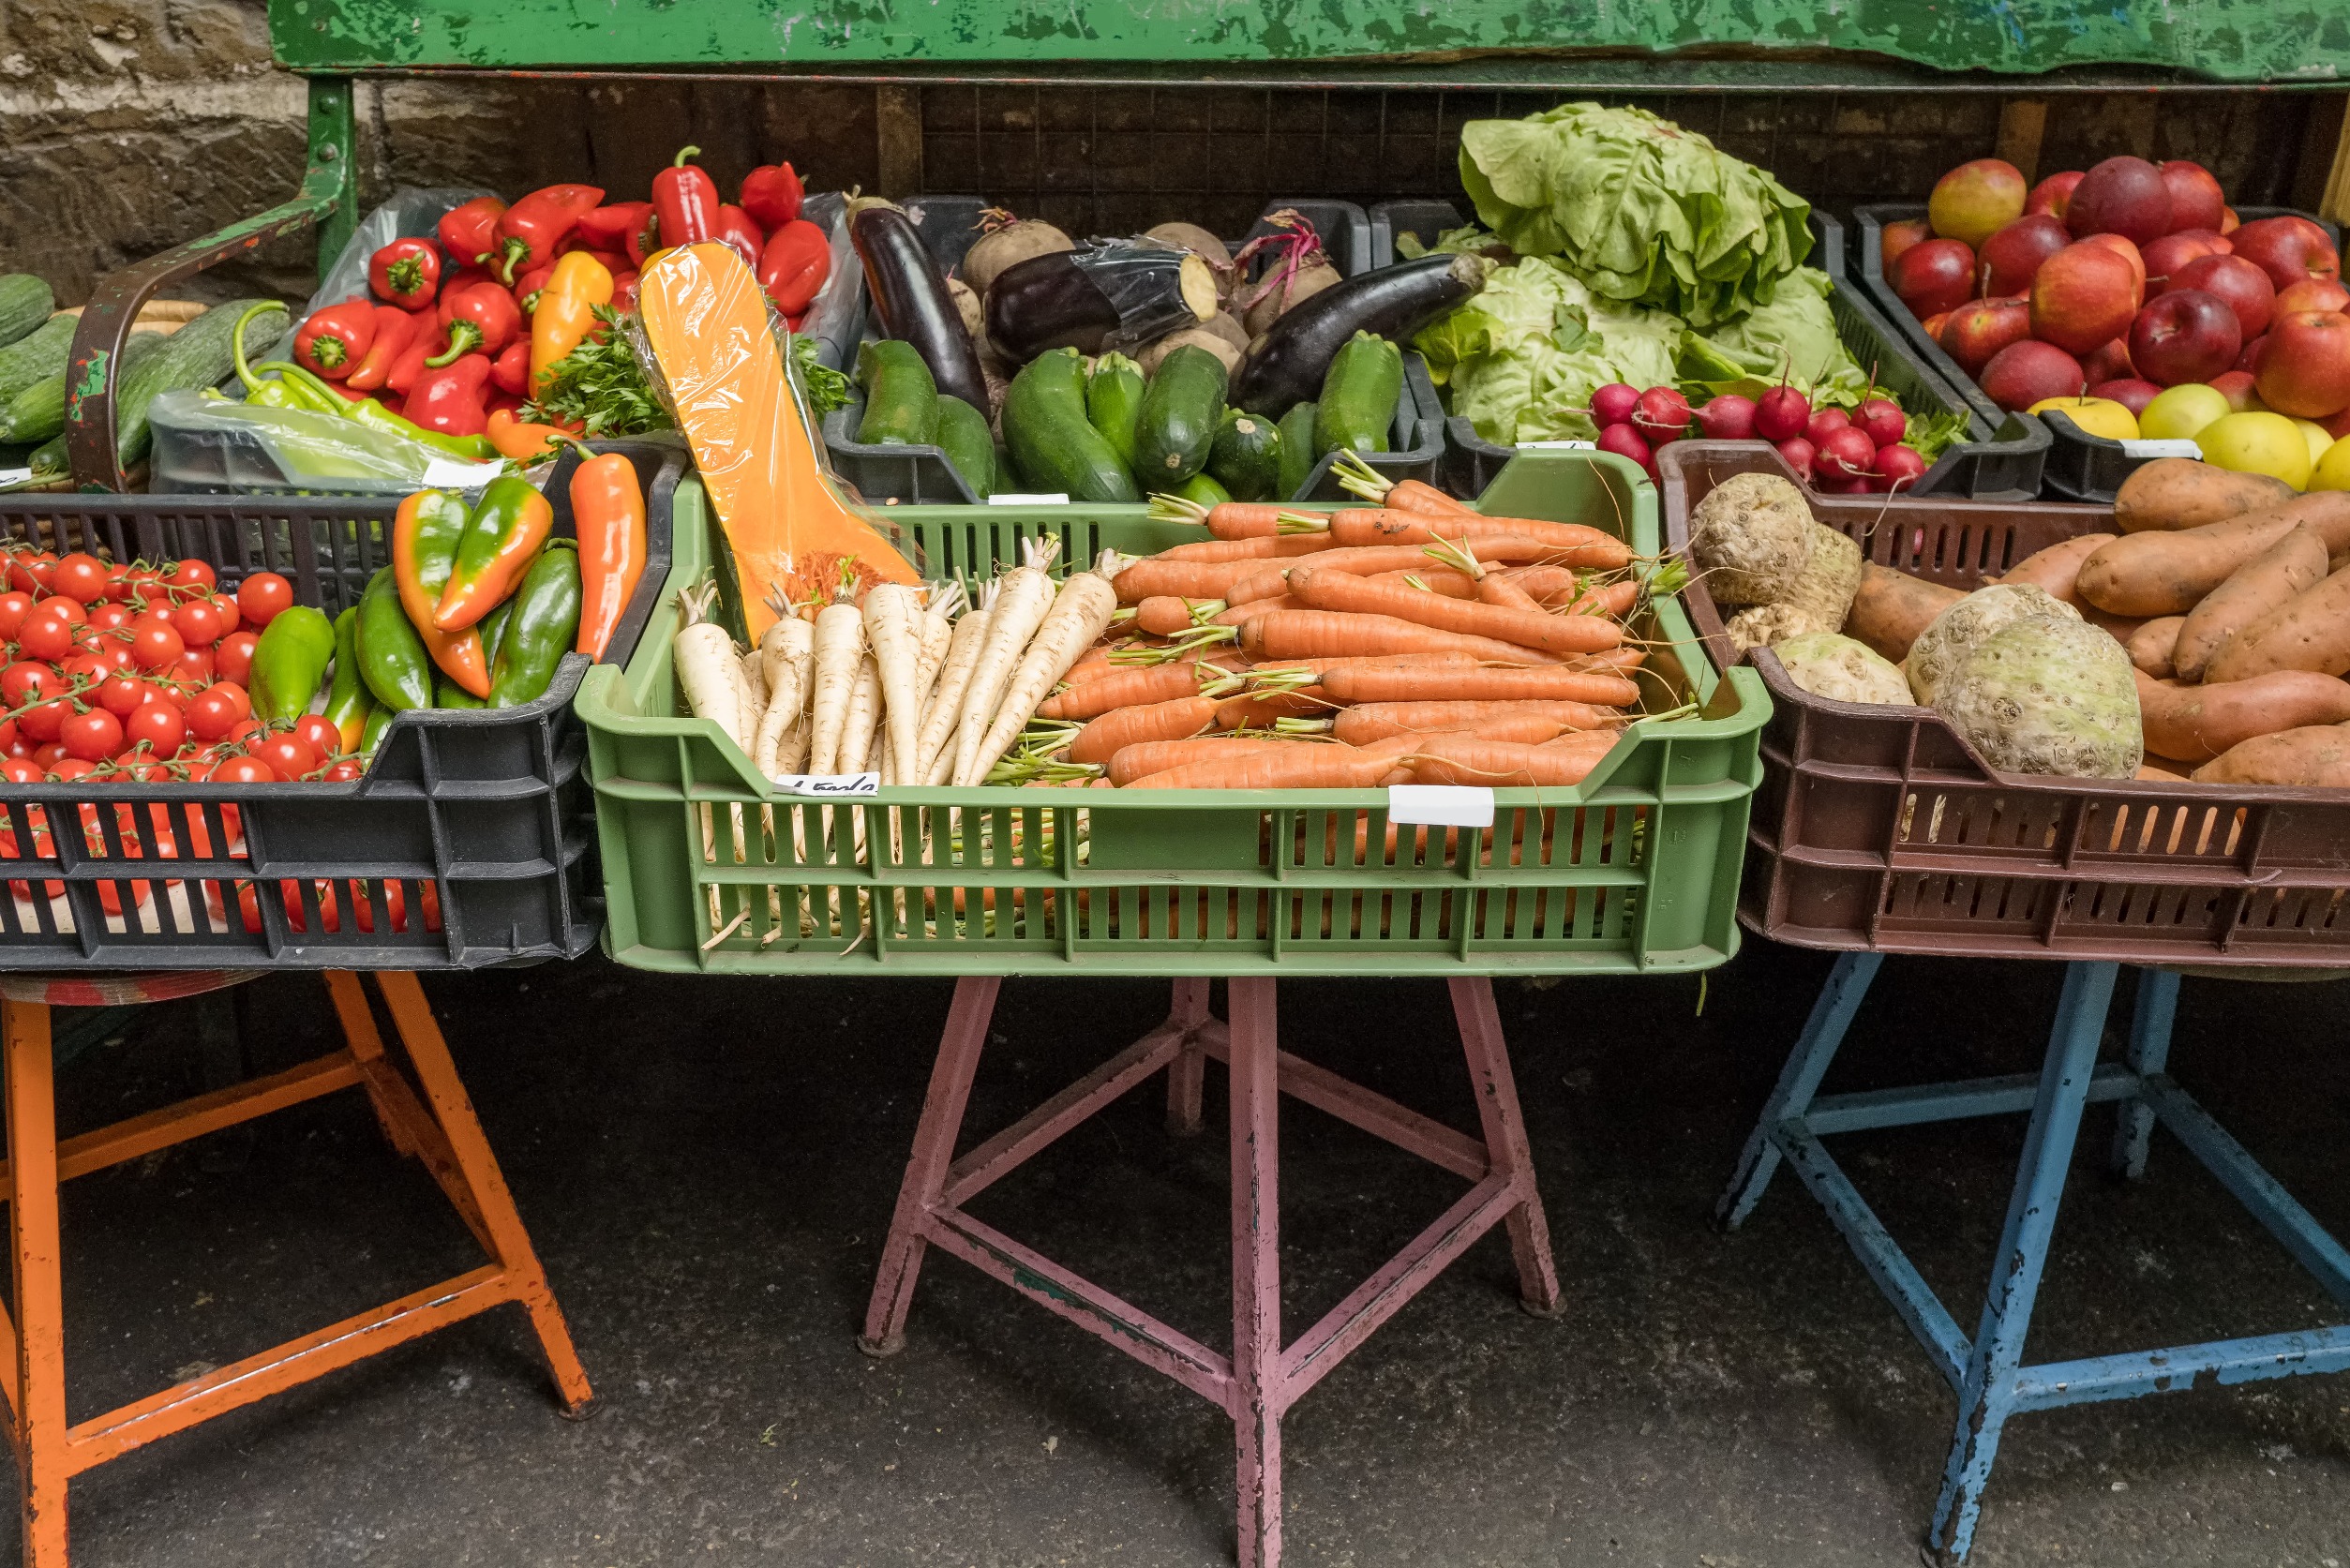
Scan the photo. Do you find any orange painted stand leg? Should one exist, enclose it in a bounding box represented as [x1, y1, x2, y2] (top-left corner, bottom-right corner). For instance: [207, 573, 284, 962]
[0, 971, 591, 1568]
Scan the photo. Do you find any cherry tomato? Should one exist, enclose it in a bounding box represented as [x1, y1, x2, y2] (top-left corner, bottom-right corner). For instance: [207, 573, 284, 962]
[29, 744, 64, 771]
[16, 700, 69, 744]
[85, 603, 132, 635]
[101, 644, 134, 672]
[0, 662, 55, 709]
[125, 702, 184, 755]
[191, 691, 247, 742]
[44, 757, 96, 783]
[166, 560, 216, 597]
[17, 614, 72, 665]
[211, 681, 251, 717]
[293, 714, 340, 759]
[125, 563, 165, 596]
[322, 758, 364, 783]
[172, 647, 215, 685]
[210, 755, 275, 784]
[207, 595, 240, 637]
[39, 597, 83, 629]
[95, 675, 149, 717]
[48, 553, 109, 605]
[251, 732, 317, 777]
[58, 709, 122, 763]
[224, 717, 262, 748]
[0, 719, 16, 754]
[112, 755, 170, 782]
[234, 573, 292, 628]
[215, 631, 258, 688]
[172, 599, 222, 648]
[0, 758, 37, 784]
[0, 592, 33, 643]
[3, 736, 31, 761]
[129, 620, 184, 672]
[62, 652, 112, 689]
[6, 551, 52, 596]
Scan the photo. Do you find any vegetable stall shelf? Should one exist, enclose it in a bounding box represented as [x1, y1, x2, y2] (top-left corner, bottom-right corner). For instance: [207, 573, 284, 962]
[1660, 438, 2350, 1563]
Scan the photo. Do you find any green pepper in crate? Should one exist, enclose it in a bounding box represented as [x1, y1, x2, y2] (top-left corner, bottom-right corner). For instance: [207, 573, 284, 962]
[436, 676, 486, 709]
[321, 605, 371, 753]
[438, 473, 552, 632]
[248, 605, 335, 725]
[488, 543, 581, 708]
[359, 702, 393, 757]
[356, 567, 432, 711]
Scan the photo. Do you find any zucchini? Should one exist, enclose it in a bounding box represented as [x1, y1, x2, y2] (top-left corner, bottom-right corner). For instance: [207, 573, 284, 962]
[1085, 352, 1146, 472]
[854, 339, 939, 446]
[112, 300, 286, 468]
[1276, 401, 1318, 498]
[0, 314, 72, 402]
[1175, 471, 1231, 508]
[1313, 332, 1402, 458]
[1131, 344, 1226, 486]
[933, 394, 995, 500]
[0, 332, 164, 445]
[1206, 409, 1282, 502]
[1001, 348, 1140, 502]
[0, 277, 53, 351]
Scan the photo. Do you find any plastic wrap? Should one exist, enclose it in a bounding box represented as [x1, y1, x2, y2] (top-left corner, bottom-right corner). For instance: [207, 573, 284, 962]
[1070, 240, 1212, 350]
[635, 243, 919, 643]
[147, 392, 505, 496]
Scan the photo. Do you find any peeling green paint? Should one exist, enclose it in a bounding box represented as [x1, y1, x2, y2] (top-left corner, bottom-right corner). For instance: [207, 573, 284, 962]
[271, 0, 2346, 82]
[64, 350, 107, 422]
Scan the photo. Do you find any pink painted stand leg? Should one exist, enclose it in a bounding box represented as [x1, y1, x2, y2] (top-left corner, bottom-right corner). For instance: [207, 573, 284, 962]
[860, 976, 1556, 1568]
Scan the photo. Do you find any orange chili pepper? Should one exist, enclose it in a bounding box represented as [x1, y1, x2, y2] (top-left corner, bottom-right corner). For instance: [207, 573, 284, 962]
[487, 407, 568, 463]
[433, 474, 553, 633]
[391, 492, 491, 697]
[570, 452, 647, 659]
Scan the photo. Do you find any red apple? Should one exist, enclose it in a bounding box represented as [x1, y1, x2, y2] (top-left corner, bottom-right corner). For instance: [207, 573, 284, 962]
[2158, 161, 2227, 234]
[2232, 216, 2343, 292]
[1928, 158, 2028, 249]
[1979, 339, 2088, 411]
[2324, 406, 2350, 440]
[2178, 228, 2235, 255]
[1979, 215, 2072, 296]
[2028, 243, 2141, 355]
[1892, 238, 1979, 320]
[1881, 218, 1934, 270]
[2081, 232, 2147, 304]
[2276, 279, 2350, 316]
[2142, 231, 2229, 295]
[2238, 334, 2268, 374]
[2128, 289, 2243, 386]
[2082, 337, 2136, 384]
[1938, 297, 2033, 377]
[1920, 311, 1953, 341]
[2091, 378, 2163, 415]
[2064, 156, 2174, 246]
[2026, 171, 2085, 223]
[2223, 206, 2242, 234]
[2209, 370, 2260, 411]
[2253, 308, 2350, 417]
[2172, 253, 2278, 338]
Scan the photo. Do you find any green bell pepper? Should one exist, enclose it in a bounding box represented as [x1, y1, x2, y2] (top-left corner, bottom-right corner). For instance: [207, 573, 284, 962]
[249, 605, 336, 725]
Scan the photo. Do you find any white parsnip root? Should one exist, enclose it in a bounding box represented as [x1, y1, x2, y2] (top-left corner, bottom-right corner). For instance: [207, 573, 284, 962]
[914, 581, 994, 784]
[752, 596, 816, 778]
[806, 587, 868, 774]
[951, 536, 1063, 786]
[838, 656, 884, 773]
[674, 584, 755, 754]
[862, 583, 929, 789]
[964, 550, 1128, 784]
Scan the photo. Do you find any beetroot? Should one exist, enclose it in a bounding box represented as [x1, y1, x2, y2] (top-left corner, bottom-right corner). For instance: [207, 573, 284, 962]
[1588, 382, 1641, 427]
[1754, 384, 1812, 443]
[1693, 394, 1758, 440]
[1855, 396, 1907, 448]
[1815, 426, 1879, 482]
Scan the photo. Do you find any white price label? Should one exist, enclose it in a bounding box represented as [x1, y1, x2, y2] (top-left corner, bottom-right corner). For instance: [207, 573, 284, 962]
[768, 772, 879, 799]
[0, 469, 29, 488]
[1386, 784, 1495, 829]
[990, 492, 1069, 505]
[2118, 439, 2204, 460]
[1517, 440, 1595, 451]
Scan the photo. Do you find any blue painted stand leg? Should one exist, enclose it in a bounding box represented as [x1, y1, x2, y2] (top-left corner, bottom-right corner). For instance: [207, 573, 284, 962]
[2109, 969, 2180, 1182]
[1715, 951, 1882, 1232]
[1925, 961, 2121, 1563]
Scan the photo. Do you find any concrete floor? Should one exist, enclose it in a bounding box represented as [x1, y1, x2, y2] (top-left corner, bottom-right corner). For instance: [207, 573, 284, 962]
[7, 944, 2350, 1567]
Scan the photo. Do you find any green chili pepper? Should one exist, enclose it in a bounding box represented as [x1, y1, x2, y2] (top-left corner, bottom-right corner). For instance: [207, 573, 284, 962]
[321, 605, 370, 752]
[439, 474, 553, 632]
[231, 304, 337, 414]
[355, 567, 432, 711]
[478, 599, 516, 673]
[487, 542, 582, 708]
[251, 353, 501, 464]
[435, 676, 487, 709]
[248, 605, 336, 725]
[359, 702, 393, 758]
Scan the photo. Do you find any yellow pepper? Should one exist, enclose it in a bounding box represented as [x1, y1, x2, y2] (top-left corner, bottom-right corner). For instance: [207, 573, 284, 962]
[530, 251, 615, 393]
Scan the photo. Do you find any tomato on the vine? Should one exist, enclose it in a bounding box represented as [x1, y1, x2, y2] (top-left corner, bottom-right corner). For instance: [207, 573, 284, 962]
[59, 709, 122, 763]
[17, 700, 70, 744]
[293, 714, 340, 759]
[223, 718, 262, 748]
[206, 594, 240, 637]
[0, 592, 33, 643]
[172, 599, 222, 648]
[215, 631, 258, 688]
[322, 758, 364, 783]
[85, 603, 131, 635]
[234, 574, 292, 628]
[48, 553, 109, 605]
[125, 703, 184, 756]
[6, 551, 52, 596]
[94, 675, 149, 717]
[1, 663, 56, 709]
[167, 560, 216, 597]
[18, 615, 72, 665]
[44, 757, 96, 783]
[0, 758, 38, 784]
[210, 756, 275, 784]
[251, 732, 317, 778]
[129, 620, 184, 673]
[172, 647, 214, 684]
[185, 689, 242, 742]
[29, 744, 64, 771]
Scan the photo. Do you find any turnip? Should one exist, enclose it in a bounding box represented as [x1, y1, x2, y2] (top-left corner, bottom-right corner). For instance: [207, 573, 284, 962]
[1693, 395, 1757, 441]
[950, 537, 1063, 787]
[1753, 383, 1812, 443]
[1145, 223, 1235, 289]
[961, 550, 1129, 785]
[1234, 212, 1342, 336]
[961, 208, 1075, 296]
[1588, 382, 1641, 428]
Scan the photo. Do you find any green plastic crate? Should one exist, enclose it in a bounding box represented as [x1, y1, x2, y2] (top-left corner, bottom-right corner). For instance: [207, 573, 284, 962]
[575, 449, 1768, 977]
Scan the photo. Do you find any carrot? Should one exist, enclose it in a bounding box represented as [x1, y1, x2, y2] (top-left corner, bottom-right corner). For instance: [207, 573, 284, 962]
[1107, 737, 1307, 786]
[1157, 535, 1335, 563]
[1328, 509, 1629, 562]
[1329, 451, 1476, 516]
[1240, 609, 1565, 666]
[1113, 558, 1270, 603]
[1476, 572, 1545, 613]
[1247, 650, 1479, 682]
[1131, 595, 1215, 636]
[1288, 562, 1623, 654]
[1564, 579, 1639, 620]
[1212, 595, 1298, 625]
[1228, 569, 1295, 605]
[1408, 729, 1620, 787]
[1126, 736, 1419, 790]
[1322, 665, 1642, 706]
[1566, 648, 1646, 675]
[1069, 695, 1221, 765]
[1249, 537, 1589, 582]
[1504, 564, 1579, 603]
[1332, 699, 1622, 744]
[2133, 668, 2350, 763]
[1037, 662, 1205, 720]
[1213, 688, 1327, 728]
[1147, 492, 1331, 540]
[1363, 568, 1478, 601]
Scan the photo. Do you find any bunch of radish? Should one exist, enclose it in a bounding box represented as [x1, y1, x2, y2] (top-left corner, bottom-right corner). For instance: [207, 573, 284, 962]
[1584, 381, 1929, 495]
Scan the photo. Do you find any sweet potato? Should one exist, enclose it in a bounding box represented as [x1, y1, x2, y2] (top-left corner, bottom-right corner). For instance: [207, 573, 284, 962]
[2203, 562, 2350, 683]
[2124, 616, 2185, 679]
[2192, 724, 2350, 788]
[2078, 515, 2301, 618]
[2113, 458, 2295, 533]
[1999, 532, 2115, 606]
[2172, 523, 2330, 682]
[1842, 562, 1965, 663]
[2137, 756, 2195, 781]
[2133, 667, 2350, 762]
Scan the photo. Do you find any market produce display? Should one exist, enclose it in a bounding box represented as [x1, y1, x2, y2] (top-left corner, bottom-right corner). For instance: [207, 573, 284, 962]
[1884, 154, 2350, 489]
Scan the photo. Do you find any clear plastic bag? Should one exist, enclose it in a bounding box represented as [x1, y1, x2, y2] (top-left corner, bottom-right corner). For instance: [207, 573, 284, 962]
[258, 187, 497, 371]
[146, 391, 504, 497]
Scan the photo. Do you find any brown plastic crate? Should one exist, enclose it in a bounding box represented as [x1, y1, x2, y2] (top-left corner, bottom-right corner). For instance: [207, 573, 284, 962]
[1660, 439, 2350, 966]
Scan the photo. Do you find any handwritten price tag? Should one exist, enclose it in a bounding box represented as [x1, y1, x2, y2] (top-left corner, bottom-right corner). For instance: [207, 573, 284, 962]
[768, 772, 879, 799]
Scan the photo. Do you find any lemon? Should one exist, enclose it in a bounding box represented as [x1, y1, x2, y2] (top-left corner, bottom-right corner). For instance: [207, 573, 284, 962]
[2138, 383, 2232, 441]
[2196, 411, 2313, 489]
[2296, 418, 2337, 470]
[2310, 437, 2350, 492]
[2028, 396, 2139, 441]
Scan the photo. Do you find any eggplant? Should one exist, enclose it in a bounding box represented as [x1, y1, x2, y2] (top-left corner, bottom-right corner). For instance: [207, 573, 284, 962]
[1230, 253, 1488, 420]
[848, 196, 990, 411]
[984, 241, 1218, 364]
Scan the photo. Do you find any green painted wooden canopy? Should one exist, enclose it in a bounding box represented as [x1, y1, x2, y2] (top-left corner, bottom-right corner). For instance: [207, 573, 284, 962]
[270, 0, 2349, 86]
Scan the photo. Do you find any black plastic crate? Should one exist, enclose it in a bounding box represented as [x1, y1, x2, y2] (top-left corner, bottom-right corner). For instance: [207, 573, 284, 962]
[1855, 202, 2343, 503]
[1366, 202, 2047, 504]
[0, 441, 680, 971]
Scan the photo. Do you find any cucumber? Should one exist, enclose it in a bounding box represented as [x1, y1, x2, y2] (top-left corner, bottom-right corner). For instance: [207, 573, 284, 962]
[112, 300, 286, 468]
[1206, 409, 1282, 502]
[1277, 400, 1319, 498]
[1085, 352, 1145, 472]
[1175, 471, 1231, 508]
[0, 315, 72, 403]
[933, 394, 995, 500]
[0, 332, 164, 445]
[1312, 332, 1402, 458]
[1001, 348, 1140, 502]
[1132, 344, 1226, 486]
[0, 277, 53, 351]
[854, 338, 939, 446]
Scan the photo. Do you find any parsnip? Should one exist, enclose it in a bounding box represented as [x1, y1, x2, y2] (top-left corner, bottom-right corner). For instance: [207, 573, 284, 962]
[806, 591, 868, 774]
[951, 537, 1063, 786]
[673, 584, 753, 753]
[863, 583, 928, 790]
[961, 550, 1128, 784]
[914, 582, 995, 783]
[839, 656, 884, 773]
[752, 615, 816, 777]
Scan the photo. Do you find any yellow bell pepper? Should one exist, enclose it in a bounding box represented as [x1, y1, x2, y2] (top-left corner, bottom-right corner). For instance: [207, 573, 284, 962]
[530, 251, 615, 393]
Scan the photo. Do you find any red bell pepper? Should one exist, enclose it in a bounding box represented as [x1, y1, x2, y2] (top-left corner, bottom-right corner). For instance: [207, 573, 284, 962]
[407, 353, 493, 438]
[293, 301, 378, 381]
[486, 390, 526, 420]
[436, 198, 508, 271]
[611, 272, 641, 313]
[740, 162, 803, 231]
[344, 306, 418, 393]
[369, 238, 442, 311]
[487, 183, 605, 283]
[651, 147, 720, 253]
[386, 328, 437, 397]
[574, 202, 652, 253]
[489, 340, 532, 397]
[431, 280, 521, 366]
[513, 262, 555, 316]
[757, 219, 831, 314]
[716, 204, 764, 267]
[625, 216, 656, 270]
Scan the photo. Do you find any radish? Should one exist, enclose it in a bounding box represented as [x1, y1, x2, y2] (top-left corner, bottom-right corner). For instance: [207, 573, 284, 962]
[806, 588, 869, 775]
[1693, 394, 1757, 440]
[950, 536, 1063, 788]
[1753, 383, 1811, 443]
[862, 582, 928, 791]
[1874, 443, 1929, 492]
[1816, 426, 1878, 483]
[1856, 396, 1907, 448]
[961, 550, 1129, 786]
[1804, 407, 1852, 447]
[1775, 436, 1817, 481]
[1588, 382, 1641, 427]
[914, 582, 995, 784]
[1594, 422, 1654, 478]
[1631, 387, 1691, 444]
